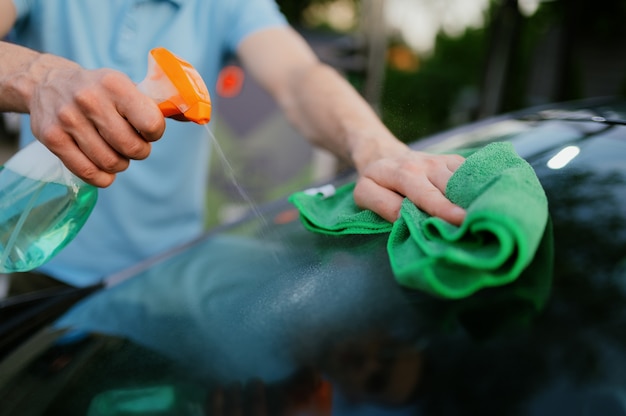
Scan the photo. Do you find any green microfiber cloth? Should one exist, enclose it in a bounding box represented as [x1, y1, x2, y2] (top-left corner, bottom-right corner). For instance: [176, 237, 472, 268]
[288, 142, 549, 299]
[389, 142, 548, 298]
[288, 182, 392, 235]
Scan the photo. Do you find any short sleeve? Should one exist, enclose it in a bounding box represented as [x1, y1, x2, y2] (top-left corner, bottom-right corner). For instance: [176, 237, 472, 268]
[223, 0, 288, 52]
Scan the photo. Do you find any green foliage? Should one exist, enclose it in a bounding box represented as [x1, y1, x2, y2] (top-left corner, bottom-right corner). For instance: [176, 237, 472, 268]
[275, 0, 338, 25]
[381, 28, 488, 143]
[498, 0, 626, 110]
[275, 0, 312, 24]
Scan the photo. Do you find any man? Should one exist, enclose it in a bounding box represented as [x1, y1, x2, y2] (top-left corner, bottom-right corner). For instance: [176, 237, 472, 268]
[0, 0, 465, 288]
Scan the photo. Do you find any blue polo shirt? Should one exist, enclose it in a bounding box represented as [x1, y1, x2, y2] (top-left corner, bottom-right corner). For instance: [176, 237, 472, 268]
[11, 0, 287, 286]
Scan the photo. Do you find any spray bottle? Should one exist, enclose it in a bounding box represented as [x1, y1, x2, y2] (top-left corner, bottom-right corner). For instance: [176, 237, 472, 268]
[0, 47, 212, 273]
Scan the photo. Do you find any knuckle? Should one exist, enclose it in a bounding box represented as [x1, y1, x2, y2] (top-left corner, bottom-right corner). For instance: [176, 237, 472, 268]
[450, 154, 465, 164]
[38, 124, 63, 146]
[395, 163, 417, 184]
[445, 154, 465, 169]
[419, 156, 439, 170]
[73, 87, 99, 112]
[141, 116, 165, 140]
[99, 69, 129, 91]
[125, 140, 151, 160]
[99, 153, 128, 173]
[399, 157, 429, 176]
[77, 164, 103, 183]
[38, 128, 71, 154]
[353, 178, 372, 204]
[56, 104, 80, 127]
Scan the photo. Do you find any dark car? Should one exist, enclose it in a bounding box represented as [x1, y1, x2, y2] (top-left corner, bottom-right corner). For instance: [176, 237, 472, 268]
[1, 97, 626, 415]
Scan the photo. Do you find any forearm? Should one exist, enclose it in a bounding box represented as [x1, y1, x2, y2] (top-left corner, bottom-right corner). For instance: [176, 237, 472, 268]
[277, 61, 407, 173]
[238, 27, 408, 173]
[0, 41, 80, 113]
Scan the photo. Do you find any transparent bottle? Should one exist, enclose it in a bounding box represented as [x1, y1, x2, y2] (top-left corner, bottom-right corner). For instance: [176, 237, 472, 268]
[0, 48, 211, 273]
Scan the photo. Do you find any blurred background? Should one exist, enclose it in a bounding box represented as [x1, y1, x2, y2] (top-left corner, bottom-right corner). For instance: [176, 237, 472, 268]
[2, 0, 626, 226]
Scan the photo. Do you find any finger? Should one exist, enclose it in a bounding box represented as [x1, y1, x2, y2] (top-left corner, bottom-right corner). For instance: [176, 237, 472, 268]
[37, 122, 117, 187]
[367, 154, 466, 225]
[406, 180, 466, 225]
[445, 153, 465, 172]
[91, 111, 152, 162]
[354, 177, 404, 223]
[61, 110, 132, 174]
[116, 94, 165, 143]
[95, 70, 166, 143]
[71, 132, 129, 181]
[426, 164, 455, 195]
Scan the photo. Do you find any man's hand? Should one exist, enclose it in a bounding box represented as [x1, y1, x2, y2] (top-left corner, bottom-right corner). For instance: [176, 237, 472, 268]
[353, 145, 466, 226]
[27, 59, 165, 187]
[0, 42, 165, 188]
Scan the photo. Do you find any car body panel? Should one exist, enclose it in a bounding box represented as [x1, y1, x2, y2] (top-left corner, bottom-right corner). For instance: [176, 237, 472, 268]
[1, 98, 626, 415]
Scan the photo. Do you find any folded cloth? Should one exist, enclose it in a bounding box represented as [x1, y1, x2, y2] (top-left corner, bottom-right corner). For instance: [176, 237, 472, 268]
[388, 142, 548, 298]
[438, 219, 554, 338]
[288, 142, 550, 299]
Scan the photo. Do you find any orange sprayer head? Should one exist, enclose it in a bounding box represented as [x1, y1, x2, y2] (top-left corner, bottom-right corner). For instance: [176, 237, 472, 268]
[138, 47, 212, 125]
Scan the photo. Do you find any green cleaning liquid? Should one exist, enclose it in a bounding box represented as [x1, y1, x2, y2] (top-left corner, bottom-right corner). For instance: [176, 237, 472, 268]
[0, 155, 98, 273]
